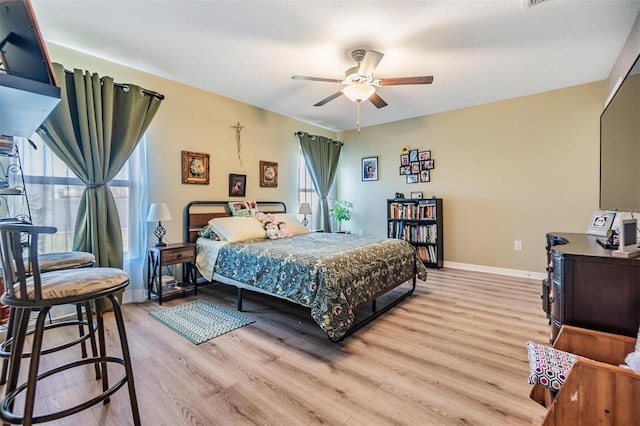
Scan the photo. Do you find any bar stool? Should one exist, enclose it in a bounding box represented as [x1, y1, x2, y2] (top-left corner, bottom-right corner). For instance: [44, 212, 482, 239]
[0, 223, 140, 425]
[0, 251, 99, 385]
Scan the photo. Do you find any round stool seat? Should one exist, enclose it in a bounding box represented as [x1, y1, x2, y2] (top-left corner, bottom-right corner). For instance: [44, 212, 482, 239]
[37, 251, 95, 273]
[2, 268, 128, 305]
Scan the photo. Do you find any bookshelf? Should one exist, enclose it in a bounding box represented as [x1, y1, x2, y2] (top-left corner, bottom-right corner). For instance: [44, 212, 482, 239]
[387, 198, 443, 268]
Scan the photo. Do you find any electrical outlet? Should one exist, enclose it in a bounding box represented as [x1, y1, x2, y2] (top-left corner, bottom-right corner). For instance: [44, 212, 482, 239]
[514, 240, 523, 251]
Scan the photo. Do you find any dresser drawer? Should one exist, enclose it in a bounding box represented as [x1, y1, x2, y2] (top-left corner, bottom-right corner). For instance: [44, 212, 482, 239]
[160, 246, 195, 264]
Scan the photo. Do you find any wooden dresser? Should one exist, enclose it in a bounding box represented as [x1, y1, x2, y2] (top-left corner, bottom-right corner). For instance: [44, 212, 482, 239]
[543, 232, 640, 342]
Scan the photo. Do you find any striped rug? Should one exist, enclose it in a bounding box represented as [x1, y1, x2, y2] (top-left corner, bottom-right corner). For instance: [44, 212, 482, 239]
[149, 299, 254, 344]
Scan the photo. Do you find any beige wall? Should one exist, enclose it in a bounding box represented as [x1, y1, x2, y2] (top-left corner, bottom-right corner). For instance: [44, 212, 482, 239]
[338, 82, 606, 275]
[45, 43, 606, 276]
[45, 43, 336, 246]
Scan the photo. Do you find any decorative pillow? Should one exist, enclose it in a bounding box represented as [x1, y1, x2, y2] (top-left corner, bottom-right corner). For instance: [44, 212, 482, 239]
[271, 213, 311, 236]
[228, 201, 252, 217]
[526, 341, 578, 390]
[245, 200, 259, 216]
[198, 226, 220, 240]
[208, 217, 266, 242]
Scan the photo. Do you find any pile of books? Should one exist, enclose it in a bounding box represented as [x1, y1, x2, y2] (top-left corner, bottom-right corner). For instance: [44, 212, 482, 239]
[159, 275, 177, 291]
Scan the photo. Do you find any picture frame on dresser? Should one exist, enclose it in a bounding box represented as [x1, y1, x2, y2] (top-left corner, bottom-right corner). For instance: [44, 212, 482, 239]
[586, 211, 615, 236]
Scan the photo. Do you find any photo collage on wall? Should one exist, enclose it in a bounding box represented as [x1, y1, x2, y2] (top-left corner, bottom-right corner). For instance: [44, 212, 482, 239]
[399, 145, 435, 183]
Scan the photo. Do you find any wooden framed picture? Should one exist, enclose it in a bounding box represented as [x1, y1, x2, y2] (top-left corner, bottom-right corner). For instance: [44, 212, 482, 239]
[419, 150, 431, 161]
[409, 149, 419, 163]
[420, 170, 430, 182]
[182, 151, 210, 184]
[259, 161, 278, 187]
[362, 156, 378, 181]
[410, 191, 423, 199]
[229, 174, 246, 197]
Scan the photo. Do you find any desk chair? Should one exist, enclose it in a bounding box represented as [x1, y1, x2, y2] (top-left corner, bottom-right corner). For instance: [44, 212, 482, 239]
[0, 223, 140, 425]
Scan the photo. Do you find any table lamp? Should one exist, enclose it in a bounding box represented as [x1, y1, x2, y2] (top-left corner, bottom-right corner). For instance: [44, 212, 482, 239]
[298, 202, 312, 228]
[147, 202, 172, 246]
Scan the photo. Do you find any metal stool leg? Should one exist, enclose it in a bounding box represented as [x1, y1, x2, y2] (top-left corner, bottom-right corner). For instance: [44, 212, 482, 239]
[84, 301, 101, 380]
[109, 294, 141, 426]
[2, 307, 31, 425]
[22, 308, 50, 426]
[0, 308, 17, 385]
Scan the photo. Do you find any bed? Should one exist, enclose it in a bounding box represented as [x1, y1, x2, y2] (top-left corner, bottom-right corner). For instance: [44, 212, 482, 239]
[184, 200, 428, 342]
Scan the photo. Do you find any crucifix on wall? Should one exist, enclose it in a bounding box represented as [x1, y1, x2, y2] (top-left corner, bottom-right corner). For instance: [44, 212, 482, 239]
[230, 121, 244, 164]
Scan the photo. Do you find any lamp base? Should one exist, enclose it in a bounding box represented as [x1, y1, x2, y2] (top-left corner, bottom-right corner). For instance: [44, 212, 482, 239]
[301, 216, 309, 228]
[153, 240, 167, 247]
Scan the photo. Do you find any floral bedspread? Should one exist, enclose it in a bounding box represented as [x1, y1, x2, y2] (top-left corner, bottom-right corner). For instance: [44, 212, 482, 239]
[201, 233, 427, 341]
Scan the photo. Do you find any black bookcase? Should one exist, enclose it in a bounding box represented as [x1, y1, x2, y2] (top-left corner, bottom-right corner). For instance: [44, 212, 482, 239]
[387, 198, 443, 269]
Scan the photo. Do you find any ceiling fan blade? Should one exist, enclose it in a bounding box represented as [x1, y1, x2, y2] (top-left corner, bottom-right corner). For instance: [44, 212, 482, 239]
[314, 91, 343, 107]
[379, 76, 434, 86]
[358, 50, 384, 76]
[369, 92, 388, 109]
[292, 75, 343, 84]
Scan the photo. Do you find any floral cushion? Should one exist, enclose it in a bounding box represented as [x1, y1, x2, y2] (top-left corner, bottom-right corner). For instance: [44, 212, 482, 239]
[526, 340, 578, 390]
[198, 226, 220, 240]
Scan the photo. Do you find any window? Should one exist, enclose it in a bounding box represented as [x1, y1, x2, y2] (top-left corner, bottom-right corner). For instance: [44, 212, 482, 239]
[298, 149, 317, 227]
[12, 136, 138, 255]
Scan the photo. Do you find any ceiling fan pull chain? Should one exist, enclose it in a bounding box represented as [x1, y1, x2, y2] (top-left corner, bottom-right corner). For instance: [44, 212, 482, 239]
[356, 100, 361, 134]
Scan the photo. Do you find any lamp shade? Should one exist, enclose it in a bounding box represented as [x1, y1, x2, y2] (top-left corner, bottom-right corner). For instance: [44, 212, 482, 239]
[146, 203, 172, 222]
[298, 203, 312, 215]
[343, 84, 375, 102]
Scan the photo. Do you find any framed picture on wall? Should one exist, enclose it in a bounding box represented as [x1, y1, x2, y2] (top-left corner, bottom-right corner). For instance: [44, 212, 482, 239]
[419, 150, 431, 161]
[229, 174, 246, 197]
[259, 161, 278, 187]
[406, 174, 418, 184]
[182, 151, 210, 185]
[362, 156, 378, 181]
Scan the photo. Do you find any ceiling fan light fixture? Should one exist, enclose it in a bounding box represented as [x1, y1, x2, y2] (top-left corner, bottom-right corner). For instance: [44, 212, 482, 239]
[343, 84, 375, 102]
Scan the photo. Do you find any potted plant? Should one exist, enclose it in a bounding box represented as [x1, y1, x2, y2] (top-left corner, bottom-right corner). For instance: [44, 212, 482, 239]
[329, 200, 353, 233]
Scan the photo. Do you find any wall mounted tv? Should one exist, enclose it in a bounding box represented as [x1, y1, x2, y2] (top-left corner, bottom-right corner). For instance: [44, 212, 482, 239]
[599, 54, 640, 212]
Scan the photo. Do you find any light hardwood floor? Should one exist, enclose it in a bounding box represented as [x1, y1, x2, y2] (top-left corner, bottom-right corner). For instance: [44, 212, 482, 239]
[1, 268, 550, 425]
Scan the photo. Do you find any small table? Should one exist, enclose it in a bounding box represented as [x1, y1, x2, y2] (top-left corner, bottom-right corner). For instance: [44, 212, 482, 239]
[146, 242, 197, 305]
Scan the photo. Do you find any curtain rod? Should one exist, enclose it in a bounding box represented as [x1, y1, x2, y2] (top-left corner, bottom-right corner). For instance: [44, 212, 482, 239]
[294, 131, 343, 146]
[62, 69, 165, 100]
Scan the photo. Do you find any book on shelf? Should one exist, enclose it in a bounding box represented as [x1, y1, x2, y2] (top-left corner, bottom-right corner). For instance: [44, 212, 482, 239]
[159, 275, 177, 291]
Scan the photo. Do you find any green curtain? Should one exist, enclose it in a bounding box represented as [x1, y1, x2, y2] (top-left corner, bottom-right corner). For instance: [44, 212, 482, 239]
[36, 63, 164, 268]
[296, 131, 343, 232]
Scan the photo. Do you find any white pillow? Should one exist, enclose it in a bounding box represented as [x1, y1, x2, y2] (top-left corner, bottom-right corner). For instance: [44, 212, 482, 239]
[272, 213, 311, 236]
[208, 217, 266, 242]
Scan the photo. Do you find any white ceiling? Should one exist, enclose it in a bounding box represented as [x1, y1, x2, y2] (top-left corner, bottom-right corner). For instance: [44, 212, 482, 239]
[31, 0, 640, 132]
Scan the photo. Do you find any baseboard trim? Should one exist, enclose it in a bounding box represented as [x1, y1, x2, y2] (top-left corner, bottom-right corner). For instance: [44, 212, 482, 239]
[443, 261, 546, 280]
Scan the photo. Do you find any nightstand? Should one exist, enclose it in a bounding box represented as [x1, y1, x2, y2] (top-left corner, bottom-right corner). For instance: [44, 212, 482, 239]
[146, 242, 197, 305]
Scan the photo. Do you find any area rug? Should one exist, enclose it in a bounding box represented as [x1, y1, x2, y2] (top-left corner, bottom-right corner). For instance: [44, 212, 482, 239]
[149, 299, 254, 344]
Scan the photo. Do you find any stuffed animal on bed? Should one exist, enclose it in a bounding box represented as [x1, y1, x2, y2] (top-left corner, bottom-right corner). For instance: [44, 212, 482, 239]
[263, 221, 282, 239]
[277, 221, 293, 238]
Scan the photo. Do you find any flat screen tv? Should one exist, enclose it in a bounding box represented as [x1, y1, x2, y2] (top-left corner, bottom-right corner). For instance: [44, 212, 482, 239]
[599, 54, 640, 212]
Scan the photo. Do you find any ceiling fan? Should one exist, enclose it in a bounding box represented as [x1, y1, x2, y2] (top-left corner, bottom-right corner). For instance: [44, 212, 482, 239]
[291, 49, 434, 109]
